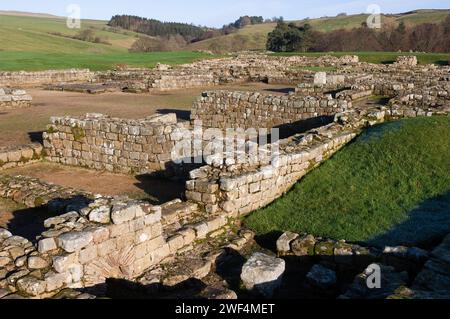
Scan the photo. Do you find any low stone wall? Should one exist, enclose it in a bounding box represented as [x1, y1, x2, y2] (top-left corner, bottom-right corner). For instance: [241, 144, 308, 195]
[186, 102, 450, 217]
[43, 113, 190, 174]
[0, 88, 32, 111]
[149, 73, 218, 91]
[191, 91, 350, 130]
[0, 143, 43, 171]
[394, 56, 418, 67]
[186, 123, 357, 216]
[0, 69, 94, 87]
[0, 174, 92, 209]
[0, 175, 231, 298]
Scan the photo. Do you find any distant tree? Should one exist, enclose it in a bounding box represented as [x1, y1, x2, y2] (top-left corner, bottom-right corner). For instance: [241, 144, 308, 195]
[266, 21, 313, 52]
[397, 21, 406, 34]
[76, 29, 96, 42]
[337, 12, 347, 17]
[108, 15, 207, 42]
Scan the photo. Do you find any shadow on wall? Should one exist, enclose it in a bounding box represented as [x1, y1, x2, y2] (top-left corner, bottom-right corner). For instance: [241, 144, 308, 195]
[367, 191, 450, 249]
[272, 115, 335, 140]
[6, 195, 93, 241]
[28, 131, 44, 144]
[157, 108, 191, 121]
[133, 172, 189, 205]
[262, 87, 296, 94]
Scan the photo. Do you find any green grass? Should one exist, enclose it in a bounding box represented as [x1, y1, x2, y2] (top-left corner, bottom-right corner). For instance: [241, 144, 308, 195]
[0, 14, 146, 53]
[0, 51, 213, 71]
[272, 51, 450, 65]
[245, 116, 450, 246]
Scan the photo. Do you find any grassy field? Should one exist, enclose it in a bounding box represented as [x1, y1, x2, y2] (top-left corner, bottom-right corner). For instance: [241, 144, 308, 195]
[0, 14, 141, 53]
[1, 11, 449, 70]
[244, 116, 450, 247]
[274, 51, 450, 65]
[0, 51, 213, 71]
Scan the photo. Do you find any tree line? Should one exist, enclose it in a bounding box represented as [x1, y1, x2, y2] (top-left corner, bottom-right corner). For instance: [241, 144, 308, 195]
[267, 16, 450, 53]
[108, 15, 207, 42]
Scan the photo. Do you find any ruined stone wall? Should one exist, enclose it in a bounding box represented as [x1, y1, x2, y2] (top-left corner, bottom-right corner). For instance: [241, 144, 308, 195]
[0, 143, 43, 171]
[43, 113, 189, 174]
[0, 175, 230, 298]
[0, 88, 32, 111]
[0, 69, 94, 87]
[191, 91, 350, 130]
[186, 126, 357, 216]
[186, 102, 450, 217]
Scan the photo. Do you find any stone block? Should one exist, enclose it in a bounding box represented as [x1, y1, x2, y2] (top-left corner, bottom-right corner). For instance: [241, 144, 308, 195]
[58, 231, 93, 253]
[38, 238, 57, 253]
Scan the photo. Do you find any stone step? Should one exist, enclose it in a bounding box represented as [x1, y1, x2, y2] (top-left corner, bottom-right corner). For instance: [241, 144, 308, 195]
[161, 199, 199, 226]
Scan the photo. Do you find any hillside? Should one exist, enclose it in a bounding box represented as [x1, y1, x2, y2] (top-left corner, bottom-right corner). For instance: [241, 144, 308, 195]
[0, 14, 145, 53]
[187, 9, 450, 52]
[0, 13, 212, 71]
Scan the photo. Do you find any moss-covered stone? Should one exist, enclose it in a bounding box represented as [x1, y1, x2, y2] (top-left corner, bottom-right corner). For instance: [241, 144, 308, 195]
[71, 125, 86, 142]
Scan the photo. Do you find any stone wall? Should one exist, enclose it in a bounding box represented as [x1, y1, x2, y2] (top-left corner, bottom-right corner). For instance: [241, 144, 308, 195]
[186, 121, 358, 216]
[0, 69, 94, 87]
[0, 143, 43, 171]
[0, 88, 32, 111]
[43, 113, 190, 174]
[394, 56, 418, 67]
[186, 101, 450, 217]
[191, 90, 350, 130]
[0, 175, 231, 298]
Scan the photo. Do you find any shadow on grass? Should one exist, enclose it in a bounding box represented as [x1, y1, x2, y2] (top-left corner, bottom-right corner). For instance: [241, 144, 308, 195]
[366, 191, 450, 249]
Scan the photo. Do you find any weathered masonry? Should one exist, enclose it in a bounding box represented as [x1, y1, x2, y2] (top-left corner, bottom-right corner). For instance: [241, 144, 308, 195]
[0, 88, 32, 111]
[0, 69, 94, 87]
[191, 90, 350, 130]
[43, 113, 190, 174]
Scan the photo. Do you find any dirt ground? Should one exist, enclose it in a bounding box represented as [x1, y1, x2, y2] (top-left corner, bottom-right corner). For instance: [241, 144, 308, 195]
[0, 82, 293, 239]
[4, 162, 186, 203]
[0, 83, 293, 147]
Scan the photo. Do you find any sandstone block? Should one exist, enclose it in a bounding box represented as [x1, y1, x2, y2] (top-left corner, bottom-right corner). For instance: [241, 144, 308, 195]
[16, 276, 47, 297]
[58, 231, 93, 253]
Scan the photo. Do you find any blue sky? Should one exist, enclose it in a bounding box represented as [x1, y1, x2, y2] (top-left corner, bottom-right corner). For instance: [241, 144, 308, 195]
[1, 0, 448, 27]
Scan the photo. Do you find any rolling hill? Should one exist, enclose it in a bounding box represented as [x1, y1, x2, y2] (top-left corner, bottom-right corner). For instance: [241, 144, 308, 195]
[0, 13, 212, 71]
[0, 9, 449, 70]
[187, 9, 450, 52]
[0, 13, 144, 53]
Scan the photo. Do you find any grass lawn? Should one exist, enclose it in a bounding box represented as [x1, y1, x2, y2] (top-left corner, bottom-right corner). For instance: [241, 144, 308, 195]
[272, 51, 450, 65]
[0, 51, 213, 71]
[244, 116, 450, 247]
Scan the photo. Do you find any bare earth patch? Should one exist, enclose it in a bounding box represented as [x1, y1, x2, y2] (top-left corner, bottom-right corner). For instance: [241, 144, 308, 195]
[3, 162, 186, 204]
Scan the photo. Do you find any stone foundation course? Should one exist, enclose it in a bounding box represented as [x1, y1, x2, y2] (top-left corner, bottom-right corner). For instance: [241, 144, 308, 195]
[0, 88, 32, 111]
[0, 143, 43, 171]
